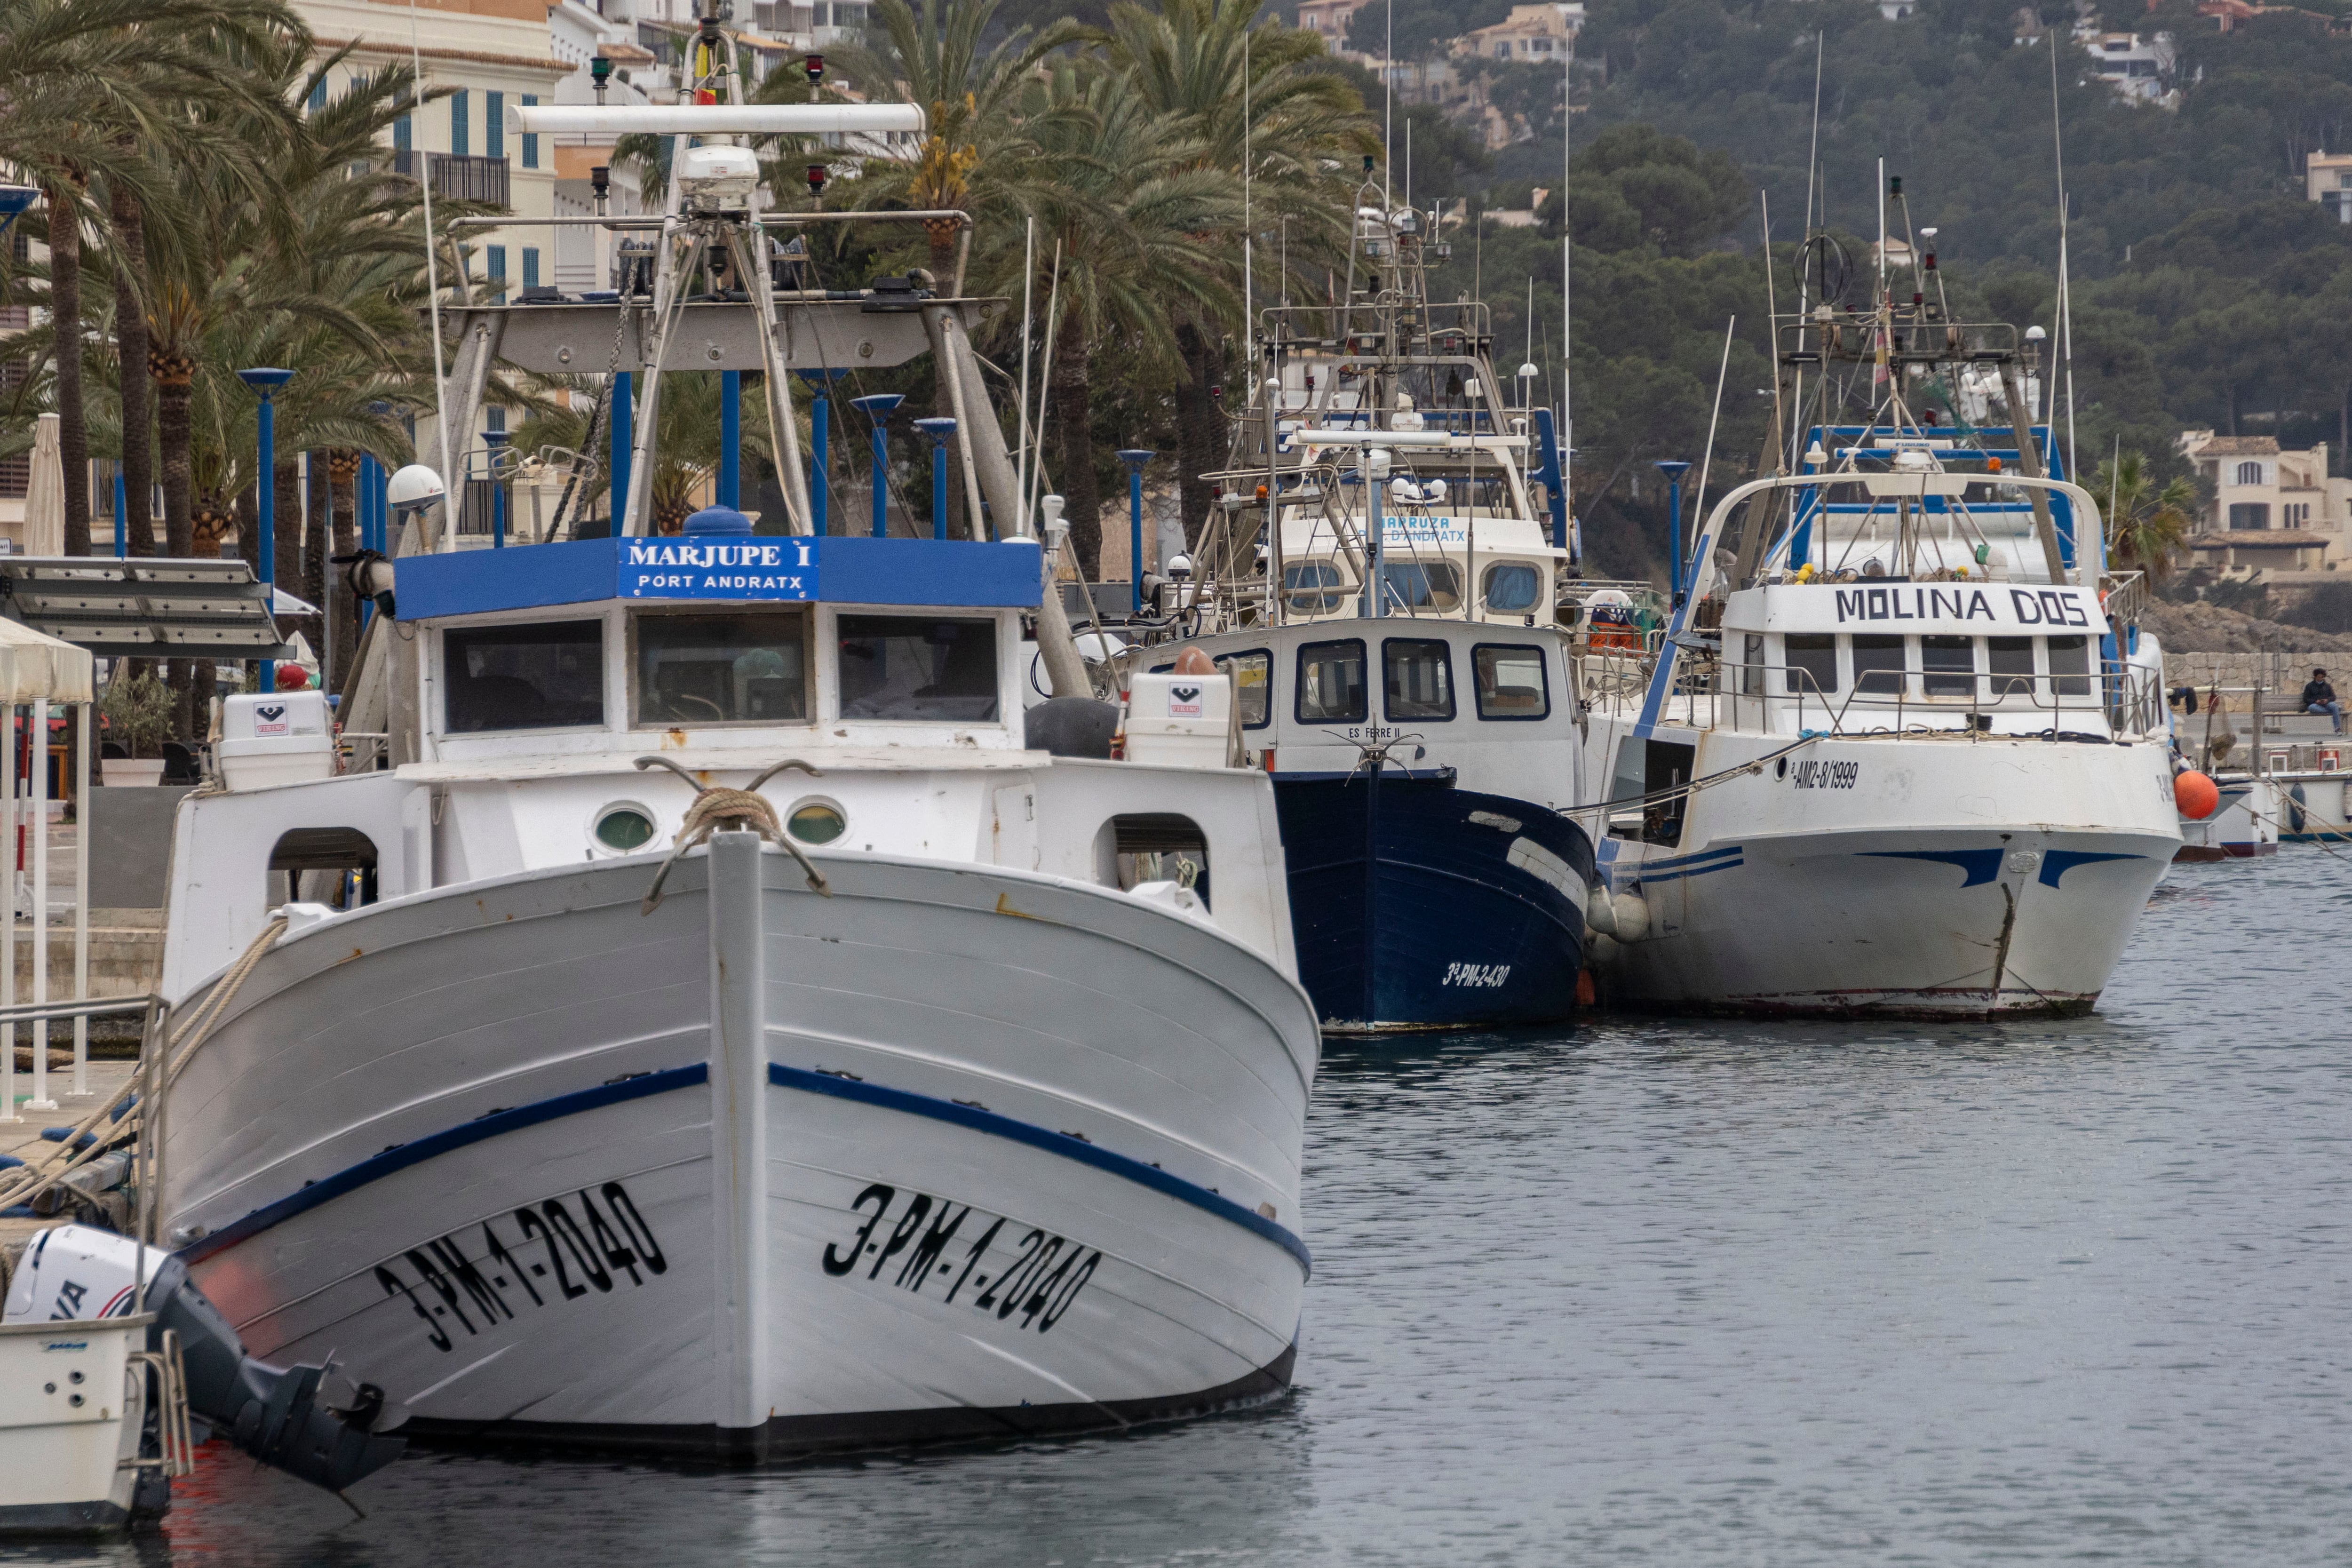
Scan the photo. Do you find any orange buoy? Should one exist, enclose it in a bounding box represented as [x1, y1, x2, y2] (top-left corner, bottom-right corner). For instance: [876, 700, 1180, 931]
[1172, 646, 1216, 676]
[2175, 770, 2221, 821]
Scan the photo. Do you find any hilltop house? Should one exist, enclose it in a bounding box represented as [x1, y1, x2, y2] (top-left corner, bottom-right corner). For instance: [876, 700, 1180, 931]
[1298, 0, 1375, 57]
[1450, 3, 1583, 63]
[2179, 432, 2352, 580]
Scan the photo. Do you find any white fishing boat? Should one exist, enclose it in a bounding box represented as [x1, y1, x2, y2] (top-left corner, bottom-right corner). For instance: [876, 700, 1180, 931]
[147, 80, 1317, 1459]
[1572, 210, 2179, 1016]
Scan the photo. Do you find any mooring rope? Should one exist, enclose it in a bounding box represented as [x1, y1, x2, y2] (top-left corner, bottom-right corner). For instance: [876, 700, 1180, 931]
[0, 913, 291, 1216]
[634, 756, 834, 914]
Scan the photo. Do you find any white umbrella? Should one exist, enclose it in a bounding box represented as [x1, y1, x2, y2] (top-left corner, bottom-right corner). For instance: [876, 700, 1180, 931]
[21, 414, 63, 557]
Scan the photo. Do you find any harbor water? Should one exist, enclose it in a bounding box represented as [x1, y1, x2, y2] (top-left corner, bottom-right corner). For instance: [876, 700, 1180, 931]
[11, 852, 2349, 1566]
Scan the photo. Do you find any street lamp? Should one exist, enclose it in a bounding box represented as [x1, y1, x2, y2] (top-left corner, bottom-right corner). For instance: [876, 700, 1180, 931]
[800, 370, 847, 536]
[850, 394, 903, 538]
[913, 417, 957, 541]
[483, 428, 510, 548]
[238, 367, 294, 691]
[1117, 450, 1154, 613]
[1654, 459, 1692, 604]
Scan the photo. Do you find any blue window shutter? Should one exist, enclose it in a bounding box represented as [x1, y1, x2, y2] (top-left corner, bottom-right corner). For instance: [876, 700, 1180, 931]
[521, 94, 539, 168]
[394, 114, 411, 152]
[488, 244, 506, 301]
[488, 406, 507, 433]
[451, 90, 469, 158]
[486, 92, 503, 159]
[523, 248, 540, 289]
[309, 74, 327, 111]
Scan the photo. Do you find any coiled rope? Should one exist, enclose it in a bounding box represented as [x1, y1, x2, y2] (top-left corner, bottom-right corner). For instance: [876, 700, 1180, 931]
[0, 913, 291, 1218]
[634, 756, 834, 914]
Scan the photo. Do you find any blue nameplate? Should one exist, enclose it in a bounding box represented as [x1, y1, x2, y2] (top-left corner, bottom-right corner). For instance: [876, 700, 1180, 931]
[616, 537, 818, 600]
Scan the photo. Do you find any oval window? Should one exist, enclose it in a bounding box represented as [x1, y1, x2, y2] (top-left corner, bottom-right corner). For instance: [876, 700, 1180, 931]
[595, 805, 657, 852]
[787, 801, 847, 844]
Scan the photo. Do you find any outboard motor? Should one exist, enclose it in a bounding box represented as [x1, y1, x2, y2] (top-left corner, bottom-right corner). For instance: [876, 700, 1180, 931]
[5, 1226, 404, 1493]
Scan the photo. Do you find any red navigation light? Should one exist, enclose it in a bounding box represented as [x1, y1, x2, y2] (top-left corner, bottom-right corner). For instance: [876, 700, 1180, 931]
[806, 162, 828, 195]
[805, 53, 825, 84]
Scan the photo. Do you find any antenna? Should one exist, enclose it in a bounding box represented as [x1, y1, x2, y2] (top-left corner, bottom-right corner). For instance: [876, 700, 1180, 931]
[1244, 25, 1253, 360]
[1383, 0, 1394, 211]
[2049, 28, 2080, 495]
[408, 0, 451, 533]
[1019, 214, 1034, 527]
[1561, 26, 1573, 520]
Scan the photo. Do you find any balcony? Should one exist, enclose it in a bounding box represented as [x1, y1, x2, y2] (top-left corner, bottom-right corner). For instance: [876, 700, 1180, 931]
[390, 151, 510, 209]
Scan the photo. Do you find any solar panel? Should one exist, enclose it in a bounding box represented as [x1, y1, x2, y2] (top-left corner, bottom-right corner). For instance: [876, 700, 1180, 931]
[0, 557, 294, 659]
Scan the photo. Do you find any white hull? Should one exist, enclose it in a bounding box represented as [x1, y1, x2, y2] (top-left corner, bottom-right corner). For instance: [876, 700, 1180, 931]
[1589, 731, 2179, 1017]
[164, 842, 1317, 1457]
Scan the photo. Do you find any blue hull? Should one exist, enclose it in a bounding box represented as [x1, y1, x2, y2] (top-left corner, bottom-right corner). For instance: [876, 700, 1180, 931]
[1271, 770, 1595, 1031]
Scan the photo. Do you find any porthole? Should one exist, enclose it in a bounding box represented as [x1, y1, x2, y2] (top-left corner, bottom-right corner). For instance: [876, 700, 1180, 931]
[786, 799, 847, 844]
[594, 803, 659, 853]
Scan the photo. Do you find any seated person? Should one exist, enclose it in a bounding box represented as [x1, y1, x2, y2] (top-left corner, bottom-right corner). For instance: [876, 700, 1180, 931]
[2303, 668, 2344, 736]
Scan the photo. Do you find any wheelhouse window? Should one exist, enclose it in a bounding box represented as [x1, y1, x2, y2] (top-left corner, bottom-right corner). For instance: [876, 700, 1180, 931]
[2047, 634, 2092, 696]
[1851, 634, 1907, 697]
[1783, 634, 1838, 696]
[1380, 559, 1462, 613]
[443, 619, 604, 733]
[1295, 638, 1367, 723]
[1481, 562, 1542, 613]
[1920, 635, 1975, 699]
[1283, 560, 1349, 612]
[633, 609, 810, 727]
[1741, 634, 1764, 695]
[837, 614, 1000, 722]
[1383, 638, 1455, 721]
[1214, 650, 1271, 728]
[1473, 644, 1549, 719]
[1988, 636, 2035, 699]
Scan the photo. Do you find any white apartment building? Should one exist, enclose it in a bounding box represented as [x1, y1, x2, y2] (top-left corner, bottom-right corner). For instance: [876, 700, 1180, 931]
[2078, 29, 2178, 108]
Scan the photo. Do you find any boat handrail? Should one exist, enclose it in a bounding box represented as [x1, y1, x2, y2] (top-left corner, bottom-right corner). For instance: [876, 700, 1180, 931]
[1594, 653, 2167, 741]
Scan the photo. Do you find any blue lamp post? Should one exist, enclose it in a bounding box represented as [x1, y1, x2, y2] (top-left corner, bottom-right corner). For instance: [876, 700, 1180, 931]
[798, 370, 847, 536]
[1117, 450, 1154, 613]
[913, 417, 957, 541]
[1654, 459, 1692, 604]
[239, 367, 294, 691]
[609, 370, 633, 534]
[483, 428, 510, 548]
[718, 370, 740, 509]
[850, 394, 903, 538]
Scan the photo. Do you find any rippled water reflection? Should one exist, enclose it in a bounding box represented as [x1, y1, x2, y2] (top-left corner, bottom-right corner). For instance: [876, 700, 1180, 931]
[10, 855, 2350, 1566]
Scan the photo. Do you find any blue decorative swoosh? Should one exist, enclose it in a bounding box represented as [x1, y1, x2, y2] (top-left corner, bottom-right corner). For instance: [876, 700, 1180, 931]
[2036, 850, 2144, 888]
[1859, 848, 2006, 887]
[179, 1065, 710, 1266]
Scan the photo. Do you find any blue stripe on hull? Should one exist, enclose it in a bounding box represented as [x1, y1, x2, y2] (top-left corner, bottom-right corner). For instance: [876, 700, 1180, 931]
[182, 1061, 1306, 1274]
[1273, 772, 1594, 1030]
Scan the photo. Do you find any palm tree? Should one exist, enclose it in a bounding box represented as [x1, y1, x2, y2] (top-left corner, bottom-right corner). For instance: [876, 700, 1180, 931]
[1102, 0, 1374, 540]
[0, 0, 313, 554]
[1025, 61, 1241, 576]
[2090, 450, 2197, 582]
[838, 0, 1093, 280]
